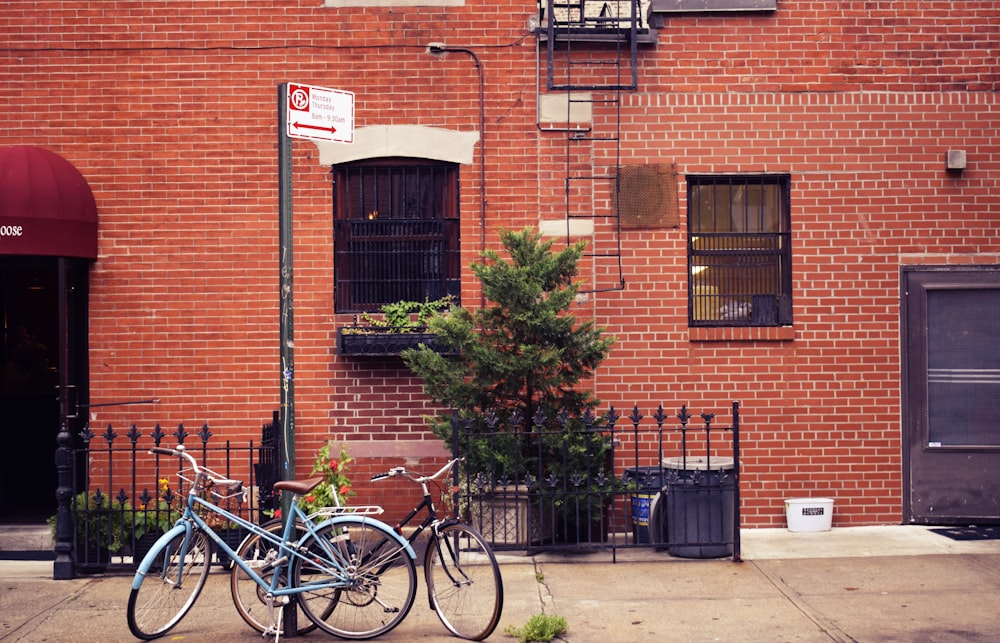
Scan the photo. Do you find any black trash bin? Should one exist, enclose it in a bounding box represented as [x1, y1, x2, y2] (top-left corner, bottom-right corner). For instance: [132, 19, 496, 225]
[662, 456, 735, 559]
[622, 467, 664, 545]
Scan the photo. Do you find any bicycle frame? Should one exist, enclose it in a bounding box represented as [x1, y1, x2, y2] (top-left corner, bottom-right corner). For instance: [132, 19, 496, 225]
[396, 492, 456, 546]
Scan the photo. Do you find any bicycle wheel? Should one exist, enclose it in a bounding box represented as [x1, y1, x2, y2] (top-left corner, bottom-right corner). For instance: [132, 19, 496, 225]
[293, 517, 417, 640]
[127, 527, 212, 640]
[425, 522, 503, 640]
[230, 519, 320, 635]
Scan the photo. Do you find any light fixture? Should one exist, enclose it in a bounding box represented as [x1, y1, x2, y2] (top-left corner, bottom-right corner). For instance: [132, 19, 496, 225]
[946, 150, 967, 172]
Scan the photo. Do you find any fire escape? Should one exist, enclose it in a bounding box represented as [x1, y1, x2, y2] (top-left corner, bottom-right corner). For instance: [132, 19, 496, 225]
[542, 0, 646, 293]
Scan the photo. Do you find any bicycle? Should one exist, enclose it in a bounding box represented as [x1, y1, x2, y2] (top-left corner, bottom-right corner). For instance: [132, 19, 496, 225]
[363, 459, 503, 640]
[127, 445, 418, 641]
[233, 458, 504, 641]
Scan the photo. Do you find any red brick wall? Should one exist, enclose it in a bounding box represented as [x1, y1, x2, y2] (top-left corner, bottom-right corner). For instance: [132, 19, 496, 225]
[2, 0, 997, 526]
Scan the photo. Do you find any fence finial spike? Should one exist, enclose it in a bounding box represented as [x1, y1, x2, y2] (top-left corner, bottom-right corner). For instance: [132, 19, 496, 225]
[79, 422, 95, 444]
[151, 423, 166, 446]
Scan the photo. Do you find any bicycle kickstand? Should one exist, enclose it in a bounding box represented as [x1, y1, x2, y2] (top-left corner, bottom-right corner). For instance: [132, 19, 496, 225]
[263, 595, 287, 643]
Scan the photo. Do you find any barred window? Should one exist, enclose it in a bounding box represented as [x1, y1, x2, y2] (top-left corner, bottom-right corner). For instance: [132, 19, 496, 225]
[333, 158, 461, 313]
[687, 175, 792, 327]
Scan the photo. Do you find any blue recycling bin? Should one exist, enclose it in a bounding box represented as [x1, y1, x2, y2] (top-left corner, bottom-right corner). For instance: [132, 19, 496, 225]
[623, 467, 665, 545]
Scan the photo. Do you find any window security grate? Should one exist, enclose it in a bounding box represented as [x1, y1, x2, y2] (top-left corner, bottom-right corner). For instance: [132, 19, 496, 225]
[333, 161, 460, 313]
[687, 175, 792, 327]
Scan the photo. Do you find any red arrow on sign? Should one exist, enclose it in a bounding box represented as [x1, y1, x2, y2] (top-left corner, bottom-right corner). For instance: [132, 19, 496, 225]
[291, 121, 338, 135]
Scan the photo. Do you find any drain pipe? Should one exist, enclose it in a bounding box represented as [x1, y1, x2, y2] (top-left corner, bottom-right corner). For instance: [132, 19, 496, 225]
[427, 43, 487, 307]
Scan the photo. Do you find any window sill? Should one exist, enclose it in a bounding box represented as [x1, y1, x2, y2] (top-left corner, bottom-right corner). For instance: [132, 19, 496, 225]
[688, 325, 795, 342]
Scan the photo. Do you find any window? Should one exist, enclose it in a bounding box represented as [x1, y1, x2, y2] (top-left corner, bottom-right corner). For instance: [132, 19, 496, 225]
[687, 174, 791, 327]
[333, 158, 460, 313]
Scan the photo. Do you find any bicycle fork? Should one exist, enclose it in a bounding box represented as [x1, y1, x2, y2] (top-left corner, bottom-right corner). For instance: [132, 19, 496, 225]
[435, 526, 475, 588]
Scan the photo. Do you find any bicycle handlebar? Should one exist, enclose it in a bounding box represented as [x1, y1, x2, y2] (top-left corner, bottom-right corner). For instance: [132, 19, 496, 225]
[148, 444, 244, 491]
[370, 458, 462, 484]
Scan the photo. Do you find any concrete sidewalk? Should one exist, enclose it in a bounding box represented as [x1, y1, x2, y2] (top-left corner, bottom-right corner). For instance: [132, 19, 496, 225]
[2, 526, 1000, 642]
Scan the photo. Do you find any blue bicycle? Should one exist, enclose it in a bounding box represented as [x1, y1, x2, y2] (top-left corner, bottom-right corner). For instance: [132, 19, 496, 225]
[126, 445, 417, 640]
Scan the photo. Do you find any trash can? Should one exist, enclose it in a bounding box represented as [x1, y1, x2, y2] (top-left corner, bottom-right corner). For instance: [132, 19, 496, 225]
[622, 467, 664, 545]
[663, 456, 735, 559]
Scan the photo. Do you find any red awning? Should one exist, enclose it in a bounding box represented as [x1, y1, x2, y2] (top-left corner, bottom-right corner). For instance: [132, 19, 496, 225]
[0, 146, 98, 259]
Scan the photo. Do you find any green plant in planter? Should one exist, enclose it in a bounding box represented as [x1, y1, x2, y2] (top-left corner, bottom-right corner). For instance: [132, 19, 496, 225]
[403, 228, 616, 522]
[48, 490, 133, 555]
[342, 295, 456, 334]
[339, 296, 457, 355]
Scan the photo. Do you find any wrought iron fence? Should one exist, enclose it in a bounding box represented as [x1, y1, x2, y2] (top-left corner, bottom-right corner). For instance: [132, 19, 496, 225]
[57, 403, 739, 573]
[452, 402, 741, 562]
[57, 415, 279, 574]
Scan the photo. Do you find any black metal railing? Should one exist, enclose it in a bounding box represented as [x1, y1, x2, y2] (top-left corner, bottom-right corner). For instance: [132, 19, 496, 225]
[452, 402, 741, 562]
[57, 415, 279, 574]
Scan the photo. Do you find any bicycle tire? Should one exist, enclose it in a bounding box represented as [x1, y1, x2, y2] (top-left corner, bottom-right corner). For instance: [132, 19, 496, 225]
[127, 527, 212, 640]
[293, 517, 417, 640]
[230, 518, 321, 635]
[425, 522, 503, 640]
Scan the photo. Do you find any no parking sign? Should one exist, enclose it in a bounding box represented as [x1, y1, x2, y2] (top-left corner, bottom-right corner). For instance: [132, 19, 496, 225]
[286, 83, 354, 143]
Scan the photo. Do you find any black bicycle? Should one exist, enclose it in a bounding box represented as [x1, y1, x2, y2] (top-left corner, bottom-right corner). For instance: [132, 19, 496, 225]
[233, 458, 503, 641]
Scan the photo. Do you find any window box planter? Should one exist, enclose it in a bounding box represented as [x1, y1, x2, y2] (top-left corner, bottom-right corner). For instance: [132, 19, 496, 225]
[337, 296, 457, 357]
[337, 327, 453, 356]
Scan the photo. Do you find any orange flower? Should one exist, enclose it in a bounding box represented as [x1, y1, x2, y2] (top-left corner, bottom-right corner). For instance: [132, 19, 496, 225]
[339, 484, 350, 497]
[305, 494, 315, 503]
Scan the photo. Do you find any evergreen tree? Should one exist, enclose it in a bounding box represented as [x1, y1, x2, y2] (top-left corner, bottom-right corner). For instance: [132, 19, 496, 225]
[403, 228, 615, 484]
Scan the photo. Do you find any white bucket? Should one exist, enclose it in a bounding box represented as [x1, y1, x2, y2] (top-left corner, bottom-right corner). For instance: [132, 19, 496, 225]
[784, 497, 834, 532]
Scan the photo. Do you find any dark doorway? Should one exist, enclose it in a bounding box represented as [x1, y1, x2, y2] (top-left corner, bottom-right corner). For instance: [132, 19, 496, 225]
[0, 256, 88, 523]
[902, 267, 1000, 524]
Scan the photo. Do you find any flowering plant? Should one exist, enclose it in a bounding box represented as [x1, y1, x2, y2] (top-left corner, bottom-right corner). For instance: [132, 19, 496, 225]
[298, 443, 354, 517]
[133, 478, 183, 539]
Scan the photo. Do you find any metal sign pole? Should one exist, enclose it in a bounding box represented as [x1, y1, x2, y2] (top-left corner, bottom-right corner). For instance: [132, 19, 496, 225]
[278, 84, 295, 497]
[277, 82, 299, 636]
